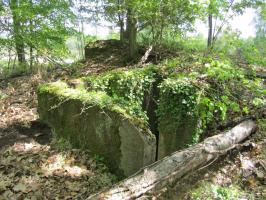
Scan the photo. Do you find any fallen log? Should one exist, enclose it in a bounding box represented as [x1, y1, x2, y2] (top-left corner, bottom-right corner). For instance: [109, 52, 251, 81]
[87, 120, 256, 200]
[217, 105, 265, 130]
[244, 71, 266, 79]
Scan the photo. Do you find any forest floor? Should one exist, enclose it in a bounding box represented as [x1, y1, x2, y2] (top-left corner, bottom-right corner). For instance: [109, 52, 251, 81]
[0, 74, 117, 200]
[0, 42, 265, 199]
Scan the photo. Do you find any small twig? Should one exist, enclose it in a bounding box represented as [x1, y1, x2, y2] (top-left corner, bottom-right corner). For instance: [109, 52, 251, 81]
[48, 98, 70, 111]
[198, 155, 219, 171]
[259, 160, 266, 171]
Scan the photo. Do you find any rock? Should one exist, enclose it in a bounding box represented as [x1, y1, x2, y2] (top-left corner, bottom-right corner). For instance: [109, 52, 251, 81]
[255, 170, 265, 180]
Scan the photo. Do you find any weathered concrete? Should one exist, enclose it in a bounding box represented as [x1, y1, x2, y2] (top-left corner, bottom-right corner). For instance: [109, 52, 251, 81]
[37, 83, 156, 177]
[158, 117, 198, 159]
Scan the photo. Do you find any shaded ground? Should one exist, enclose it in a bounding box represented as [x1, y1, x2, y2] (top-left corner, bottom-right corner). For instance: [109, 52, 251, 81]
[0, 74, 116, 199]
[0, 75, 43, 147]
[0, 141, 115, 199]
[81, 39, 179, 76]
[0, 121, 51, 149]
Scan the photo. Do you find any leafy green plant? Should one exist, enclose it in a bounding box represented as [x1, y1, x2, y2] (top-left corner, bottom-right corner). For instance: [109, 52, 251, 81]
[204, 60, 244, 81]
[211, 185, 239, 200]
[84, 66, 159, 123]
[191, 183, 241, 200]
[197, 60, 265, 132]
[213, 29, 266, 66]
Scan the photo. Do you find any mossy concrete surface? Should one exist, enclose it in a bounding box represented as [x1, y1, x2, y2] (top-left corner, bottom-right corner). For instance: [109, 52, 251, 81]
[37, 81, 156, 177]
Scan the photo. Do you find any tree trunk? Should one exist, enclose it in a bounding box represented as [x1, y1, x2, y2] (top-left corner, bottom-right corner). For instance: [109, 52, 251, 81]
[124, 10, 130, 41]
[118, 15, 125, 42]
[87, 120, 256, 200]
[10, 0, 26, 65]
[78, 0, 85, 60]
[29, 4, 34, 72]
[126, 8, 137, 59]
[207, 14, 213, 48]
[117, 0, 125, 43]
[139, 46, 153, 65]
[30, 46, 33, 71]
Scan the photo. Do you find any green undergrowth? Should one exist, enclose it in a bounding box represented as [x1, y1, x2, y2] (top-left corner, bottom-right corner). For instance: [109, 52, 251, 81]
[159, 59, 265, 142]
[198, 60, 265, 126]
[84, 59, 264, 141]
[189, 182, 250, 200]
[83, 65, 162, 123]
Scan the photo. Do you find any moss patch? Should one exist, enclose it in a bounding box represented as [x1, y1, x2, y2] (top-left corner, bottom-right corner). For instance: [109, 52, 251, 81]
[38, 81, 147, 129]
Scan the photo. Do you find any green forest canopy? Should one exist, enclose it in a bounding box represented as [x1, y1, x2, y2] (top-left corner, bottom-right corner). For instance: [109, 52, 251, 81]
[0, 0, 265, 72]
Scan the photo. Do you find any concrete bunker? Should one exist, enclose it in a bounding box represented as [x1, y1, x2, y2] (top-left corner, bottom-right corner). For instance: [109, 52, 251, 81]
[37, 66, 200, 177]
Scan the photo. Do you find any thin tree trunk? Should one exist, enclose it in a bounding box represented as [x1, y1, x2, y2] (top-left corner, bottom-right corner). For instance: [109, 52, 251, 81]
[117, 0, 125, 43]
[78, 0, 85, 60]
[139, 46, 153, 65]
[30, 46, 33, 71]
[81, 21, 85, 59]
[207, 14, 213, 48]
[119, 16, 125, 42]
[12, 55, 17, 71]
[29, 0, 34, 72]
[124, 10, 130, 41]
[10, 0, 26, 66]
[7, 47, 12, 71]
[87, 120, 256, 200]
[127, 8, 137, 59]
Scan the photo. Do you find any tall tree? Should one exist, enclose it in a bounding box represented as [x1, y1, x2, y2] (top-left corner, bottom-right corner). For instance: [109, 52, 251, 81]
[255, 3, 266, 39]
[10, 0, 26, 65]
[101, 0, 201, 59]
[206, 0, 264, 48]
[117, 0, 126, 42]
[207, 1, 214, 47]
[254, 3, 266, 62]
[0, 0, 75, 68]
[126, 7, 137, 58]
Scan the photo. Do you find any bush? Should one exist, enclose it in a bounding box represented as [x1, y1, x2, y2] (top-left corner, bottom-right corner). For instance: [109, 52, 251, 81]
[213, 29, 266, 66]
